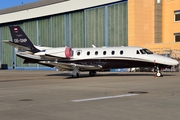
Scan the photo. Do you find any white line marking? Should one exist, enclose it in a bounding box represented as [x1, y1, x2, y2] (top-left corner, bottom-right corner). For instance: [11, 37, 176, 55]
[72, 94, 138, 102]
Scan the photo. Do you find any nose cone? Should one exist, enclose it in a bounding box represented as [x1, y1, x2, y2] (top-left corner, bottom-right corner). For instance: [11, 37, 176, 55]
[172, 59, 179, 66]
[155, 55, 179, 66]
[165, 57, 179, 66]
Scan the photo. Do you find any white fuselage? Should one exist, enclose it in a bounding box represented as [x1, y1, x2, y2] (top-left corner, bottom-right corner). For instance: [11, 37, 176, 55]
[16, 46, 179, 70]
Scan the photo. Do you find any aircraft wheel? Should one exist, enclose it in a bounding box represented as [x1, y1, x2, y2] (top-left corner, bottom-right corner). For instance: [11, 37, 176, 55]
[76, 73, 80, 78]
[72, 68, 80, 78]
[156, 72, 163, 77]
[72, 73, 80, 78]
[89, 71, 96, 76]
[155, 66, 163, 77]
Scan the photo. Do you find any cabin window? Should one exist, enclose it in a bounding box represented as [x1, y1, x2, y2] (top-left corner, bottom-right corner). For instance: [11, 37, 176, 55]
[87, 51, 90, 56]
[95, 51, 98, 55]
[103, 51, 106, 55]
[120, 50, 123, 55]
[77, 51, 81, 56]
[111, 51, 115, 55]
[76, 50, 82, 56]
[136, 50, 140, 54]
[174, 10, 180, 21]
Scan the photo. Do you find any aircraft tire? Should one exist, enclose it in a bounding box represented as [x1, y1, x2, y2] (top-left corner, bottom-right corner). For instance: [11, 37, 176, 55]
[156, 72, 163, 77]
[89, 71, 96, 76]
[76, 73, 79, 78]
[72, 73, 80, 78]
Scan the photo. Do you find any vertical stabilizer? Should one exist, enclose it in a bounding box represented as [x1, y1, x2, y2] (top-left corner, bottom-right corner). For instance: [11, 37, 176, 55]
[9, 26, 40, 53]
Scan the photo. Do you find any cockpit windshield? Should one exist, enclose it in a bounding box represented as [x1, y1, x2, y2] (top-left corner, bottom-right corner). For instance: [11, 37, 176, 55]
[140, 49, 146, 54]
[143, 49, 153, 54]
[139, 49, 153, 54]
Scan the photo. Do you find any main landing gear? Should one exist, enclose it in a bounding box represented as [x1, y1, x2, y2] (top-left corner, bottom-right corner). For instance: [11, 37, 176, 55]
[89, 71, 96, 76]
[155, 66, 163, 77]
[72, 67, 80, 78]
[72, 68, 97, 78]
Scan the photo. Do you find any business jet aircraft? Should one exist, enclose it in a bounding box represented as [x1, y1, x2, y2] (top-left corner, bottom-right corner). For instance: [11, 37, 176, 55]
[3, 26, 179, 77]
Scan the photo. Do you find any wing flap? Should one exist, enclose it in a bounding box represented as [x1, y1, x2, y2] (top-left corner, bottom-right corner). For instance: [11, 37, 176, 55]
[40, 61, 102, 71]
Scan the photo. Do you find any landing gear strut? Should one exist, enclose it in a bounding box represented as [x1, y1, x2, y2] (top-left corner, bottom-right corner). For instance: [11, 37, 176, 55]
[89, 71, 96, 76]
[72, 67, 80, 78]
[155, 66, 163, 77]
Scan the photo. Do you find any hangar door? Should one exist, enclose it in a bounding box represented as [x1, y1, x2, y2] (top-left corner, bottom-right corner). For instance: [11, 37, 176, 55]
[0, 1, 128, 69]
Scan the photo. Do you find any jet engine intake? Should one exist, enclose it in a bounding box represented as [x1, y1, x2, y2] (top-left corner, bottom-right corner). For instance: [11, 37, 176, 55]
[65, 47, 72, 58]
[45, 47, 72, 59]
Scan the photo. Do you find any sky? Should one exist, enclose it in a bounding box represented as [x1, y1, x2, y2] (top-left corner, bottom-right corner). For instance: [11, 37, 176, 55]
[0, 0, 39, 10]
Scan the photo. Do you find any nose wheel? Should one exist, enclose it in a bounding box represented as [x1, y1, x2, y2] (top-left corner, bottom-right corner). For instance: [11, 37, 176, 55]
[156, 71, 163, 77]
[155, 66, 163, 77]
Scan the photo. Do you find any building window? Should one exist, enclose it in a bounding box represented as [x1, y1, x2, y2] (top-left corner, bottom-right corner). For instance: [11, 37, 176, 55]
[157, 0, 161, 4]
[174, 10, 180, 21]
[103, 51, 106, 55]
[174, 33, 180, 42]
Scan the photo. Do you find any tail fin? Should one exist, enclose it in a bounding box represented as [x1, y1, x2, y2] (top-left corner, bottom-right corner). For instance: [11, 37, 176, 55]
[9, 26, 40, 53]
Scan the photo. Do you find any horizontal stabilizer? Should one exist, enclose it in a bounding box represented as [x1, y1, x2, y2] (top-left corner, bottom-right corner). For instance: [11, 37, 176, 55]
[3, 40, 31, 52]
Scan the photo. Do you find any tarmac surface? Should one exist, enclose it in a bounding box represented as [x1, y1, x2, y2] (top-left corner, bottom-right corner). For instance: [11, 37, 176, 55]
[0, 70, 180, 120]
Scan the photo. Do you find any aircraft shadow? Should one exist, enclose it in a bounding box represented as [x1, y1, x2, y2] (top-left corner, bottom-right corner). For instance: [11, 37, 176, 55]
[47, 72, 176, 79]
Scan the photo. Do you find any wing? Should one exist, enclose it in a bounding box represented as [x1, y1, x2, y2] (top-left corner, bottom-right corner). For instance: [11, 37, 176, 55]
[40, 61, 102, 71]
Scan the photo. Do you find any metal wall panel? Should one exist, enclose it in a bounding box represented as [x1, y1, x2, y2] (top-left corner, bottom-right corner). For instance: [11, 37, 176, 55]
[108, 2, 128, 46]
[51, 15, 65, 47]
[24, 20, 37, 44]
[65, 14, 71, 47]
[38, 18, 50, 68]
[70, 11, 84, 48]
[86, 7, 105, 47]
[38, 18, 50, 46]
[1, 26, 13, 67]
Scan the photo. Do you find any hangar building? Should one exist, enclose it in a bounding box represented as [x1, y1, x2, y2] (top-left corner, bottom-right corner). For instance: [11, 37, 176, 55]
[0, 0, 179, 70]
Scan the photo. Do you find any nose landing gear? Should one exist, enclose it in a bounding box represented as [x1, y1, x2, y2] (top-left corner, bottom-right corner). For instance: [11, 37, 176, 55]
[155, 66, 163, 77]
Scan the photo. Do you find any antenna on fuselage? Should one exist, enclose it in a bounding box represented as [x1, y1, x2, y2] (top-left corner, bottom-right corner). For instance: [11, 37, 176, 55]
[92, 44, 96, 48]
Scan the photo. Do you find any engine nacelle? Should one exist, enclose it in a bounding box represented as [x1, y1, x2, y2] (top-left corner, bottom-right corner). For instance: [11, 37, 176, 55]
[45, 47, 72, 59]
[65, 47, 72, 58]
